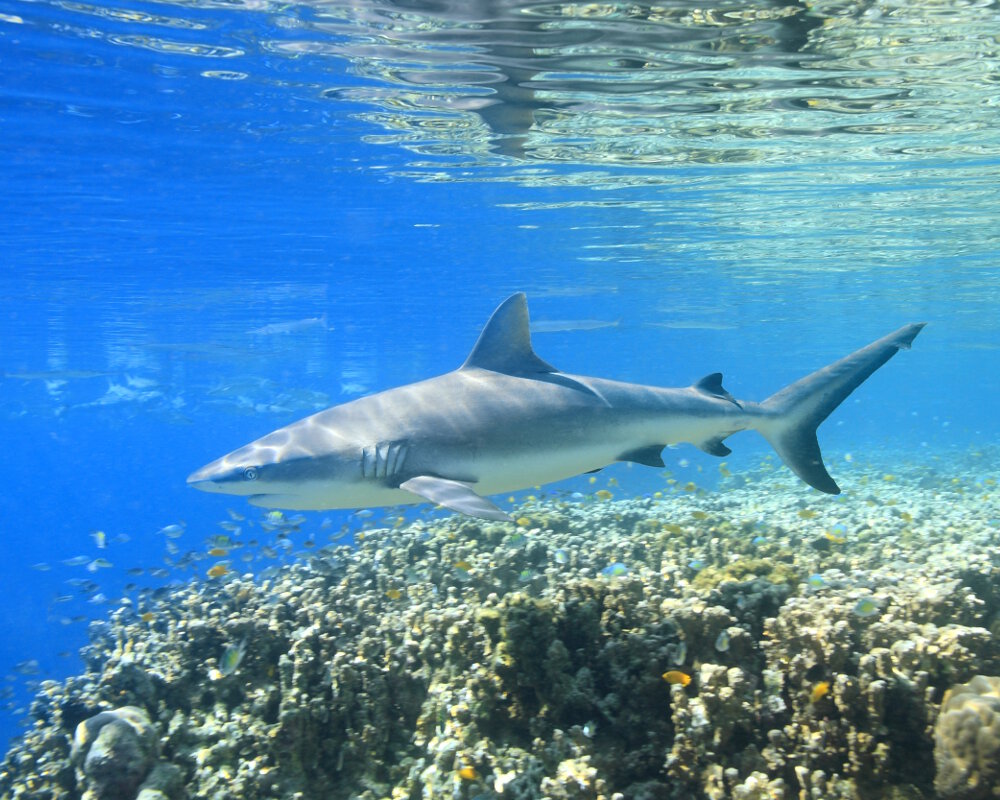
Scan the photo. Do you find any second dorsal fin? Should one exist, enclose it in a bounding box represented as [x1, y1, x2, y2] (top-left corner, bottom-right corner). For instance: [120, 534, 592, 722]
[693, 372, 742, 409]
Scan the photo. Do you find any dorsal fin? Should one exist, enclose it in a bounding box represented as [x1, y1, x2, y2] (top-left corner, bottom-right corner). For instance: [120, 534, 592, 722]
[462, 293, 557, 375]
[693, 373, 742, 409]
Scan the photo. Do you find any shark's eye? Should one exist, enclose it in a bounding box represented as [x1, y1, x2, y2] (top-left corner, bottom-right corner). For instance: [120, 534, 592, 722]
[243, 466, 259, 481]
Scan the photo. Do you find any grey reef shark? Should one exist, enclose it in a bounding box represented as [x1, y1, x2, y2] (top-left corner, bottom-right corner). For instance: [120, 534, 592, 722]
[188, 294, 925, 521]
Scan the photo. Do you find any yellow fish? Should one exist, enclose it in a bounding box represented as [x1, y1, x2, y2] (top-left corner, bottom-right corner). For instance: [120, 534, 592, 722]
[595, 489, 613, 500]
[385, 588, 403, 600]
[662, 670, 691, 687]
[810, 681, 830, 703]
[207, 563, 230, 579]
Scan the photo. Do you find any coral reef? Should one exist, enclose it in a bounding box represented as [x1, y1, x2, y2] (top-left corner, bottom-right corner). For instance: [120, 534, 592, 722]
[2, 457, 1000, 799]
[934, 675, 1000, 800]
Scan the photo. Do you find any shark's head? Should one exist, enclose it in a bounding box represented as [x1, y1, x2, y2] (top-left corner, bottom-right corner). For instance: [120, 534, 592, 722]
[186, 417, 359, 510]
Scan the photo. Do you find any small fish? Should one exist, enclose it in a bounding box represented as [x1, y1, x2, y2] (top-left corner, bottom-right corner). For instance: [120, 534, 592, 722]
[206, 563, 231, 579]
[247, 315, 328, 336]
[31, 563, 51, 571]
[797, 509, 818, 520]
[810, 681, 831, 703]
[515, 517, 532, 527]
[553, 548, 569, 565]
[687, 559, 705, 571]
[714, 630, 731, 652]
[218, 521, 241, 532]
[385, 588, 403, 600]
[61, 556, 90, 567]
[691, 510, 708, 520]
[853, 597, 880, 618]
[595, 489, 613, 500]
[140, 612, 156, 623]
[219, 638, 247, 676]
[457, 766, 478, 781]
[208, 642, 245, 681]
[682, 482, 697, 492]
[86, 558, 113, 572]
[529, 318, 619, 333]
[91, 530, 107, 549]
[158, 523, 185, 539]
[226, 508, 246, 521]
[207, 547, 229, 557]
[601, 562, 629, 578]
[452, 560, 473, 572]
[806, 573, 827, 589]
[662, 670, 691, 686]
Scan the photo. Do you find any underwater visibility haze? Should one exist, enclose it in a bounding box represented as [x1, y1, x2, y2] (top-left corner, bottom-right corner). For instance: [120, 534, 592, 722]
[2, 0, 1000, 798]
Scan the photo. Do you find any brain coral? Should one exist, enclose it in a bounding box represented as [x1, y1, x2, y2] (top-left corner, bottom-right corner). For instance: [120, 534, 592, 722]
[934, 674, 1000, 799]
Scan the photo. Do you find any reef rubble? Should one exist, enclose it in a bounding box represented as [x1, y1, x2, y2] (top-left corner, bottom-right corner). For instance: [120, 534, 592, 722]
[3, 452, 1000, 800]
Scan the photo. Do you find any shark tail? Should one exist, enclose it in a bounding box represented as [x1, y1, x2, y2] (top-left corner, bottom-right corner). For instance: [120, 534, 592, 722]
[756, 323, 925, 494]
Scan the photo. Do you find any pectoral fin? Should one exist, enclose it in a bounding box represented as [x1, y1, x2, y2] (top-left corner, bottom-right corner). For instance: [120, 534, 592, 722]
[400, 476, 511, 521]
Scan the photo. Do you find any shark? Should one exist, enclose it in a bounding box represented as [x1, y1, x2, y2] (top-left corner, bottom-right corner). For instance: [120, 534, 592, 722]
[187, 293, 925, 521]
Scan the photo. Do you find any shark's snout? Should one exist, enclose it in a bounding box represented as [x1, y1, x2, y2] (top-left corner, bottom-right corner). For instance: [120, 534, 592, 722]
[186, 457, 249, 494]
[186, 465, 225, 493]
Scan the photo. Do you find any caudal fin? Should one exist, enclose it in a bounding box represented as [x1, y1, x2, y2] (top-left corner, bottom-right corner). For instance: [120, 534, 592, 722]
[757, 323, 925, 494]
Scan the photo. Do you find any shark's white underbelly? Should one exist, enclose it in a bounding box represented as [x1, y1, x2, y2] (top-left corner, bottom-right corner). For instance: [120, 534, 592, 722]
[252, 440, 628, 511]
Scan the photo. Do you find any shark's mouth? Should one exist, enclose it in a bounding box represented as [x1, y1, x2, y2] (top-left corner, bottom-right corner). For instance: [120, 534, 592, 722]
[248, 493, 285, 508]
[247, 492, 335, 511]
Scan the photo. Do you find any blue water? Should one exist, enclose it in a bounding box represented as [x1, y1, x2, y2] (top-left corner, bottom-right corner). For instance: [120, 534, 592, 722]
[2, 0, 999, 747]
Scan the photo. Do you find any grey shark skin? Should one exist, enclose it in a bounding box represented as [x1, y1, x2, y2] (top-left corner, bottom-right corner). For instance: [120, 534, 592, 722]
[187, 294, 925, 521]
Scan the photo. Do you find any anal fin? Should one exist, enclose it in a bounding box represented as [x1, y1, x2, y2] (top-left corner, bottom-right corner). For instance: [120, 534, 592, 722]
[400, 476, 511, 522]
